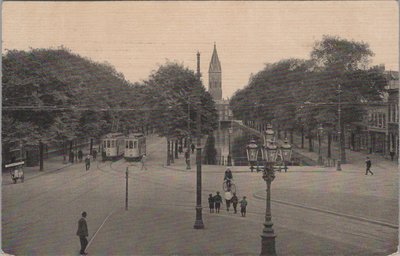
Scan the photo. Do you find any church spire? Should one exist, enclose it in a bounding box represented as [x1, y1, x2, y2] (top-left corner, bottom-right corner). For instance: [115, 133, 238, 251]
[209, 43, 221, 73]
[208, 43, 222, 100]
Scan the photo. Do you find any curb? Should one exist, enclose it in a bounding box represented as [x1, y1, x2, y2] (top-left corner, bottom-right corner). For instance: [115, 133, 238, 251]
[252, 191, 398, 229]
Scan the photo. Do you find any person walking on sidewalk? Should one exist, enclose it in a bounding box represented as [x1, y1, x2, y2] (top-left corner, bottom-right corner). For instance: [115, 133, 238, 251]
[70, 151, 75, 163]
[213, 191, 223, 213]
[185, 150, 191, 170]
[240, 196, 248, 217]
[231, 192, 239, 214]
[365, 157, 373, 175]
[208, 194, 215, 213]
[224, 189, 233, 212]
[85, 155, 91, 171]
[191, 143, 195, 154]
[141, 154, 147, 170]
[76, 211, 89, 255]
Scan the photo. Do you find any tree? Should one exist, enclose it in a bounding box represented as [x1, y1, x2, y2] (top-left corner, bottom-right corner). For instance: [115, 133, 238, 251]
[203, 134, 217, 164]
[145, 62, 218, 139]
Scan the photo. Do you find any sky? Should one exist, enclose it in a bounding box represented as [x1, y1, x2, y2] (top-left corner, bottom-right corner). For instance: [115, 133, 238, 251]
[2, 1, 399, 98]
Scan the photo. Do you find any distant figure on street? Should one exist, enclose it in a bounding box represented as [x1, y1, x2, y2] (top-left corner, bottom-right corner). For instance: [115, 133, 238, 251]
[213, 191, 223, 213]
[70, 151, 75, 163]
[390, 150, 395, 161]
[76, 211, 89, 255]
[208, 194, 215, 213]
[191, 143, 195, 154]
[240, 196, 248, 217]
[92, 149, 97, 161]
[185, 150, 191, 170]
[224, 189, 233, 212]
[179, 145, 183, 154]
[365, 157, 373, 175]
[78, 150, 83, 162]
[85, 155, 91, 171]
[141, 154, 147, 170]
[231, 192, 239, 214]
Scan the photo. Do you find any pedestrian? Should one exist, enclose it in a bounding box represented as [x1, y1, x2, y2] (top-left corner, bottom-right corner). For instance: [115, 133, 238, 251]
[208, 194, 215, 213]
[70, 151, 75, 163]
[92, 149, 97, 161]
[141, 154, 147, 170]
[231, 192, 239, 214]
[76, 211, 89, 255]
[191, 143, 195, 154]
[224, 189, 233, 212]
[240, 196, 248, 217]
[365, 157, 373, 175]
[78, 150, 83, 162]
[213, 191, 223, 213]
[179, 145, 183, 154]
[390, 150, 395, 161]
[185, 150, 191, 170]
[85, 155, 91, 171]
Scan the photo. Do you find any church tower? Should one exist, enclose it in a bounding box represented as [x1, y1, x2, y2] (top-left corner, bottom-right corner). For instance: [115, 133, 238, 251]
[208, 43, 222, 100]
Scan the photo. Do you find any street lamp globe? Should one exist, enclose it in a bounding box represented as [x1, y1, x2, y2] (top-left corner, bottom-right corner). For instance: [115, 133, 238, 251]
[263, 124, 275, 146]
[246, 139, 259, 171]
[280, 138, 293, 163]
[263, 140, 279, 163]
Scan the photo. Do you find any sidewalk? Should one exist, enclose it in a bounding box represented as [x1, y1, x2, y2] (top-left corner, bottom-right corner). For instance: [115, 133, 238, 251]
[290, 133, 398, 171]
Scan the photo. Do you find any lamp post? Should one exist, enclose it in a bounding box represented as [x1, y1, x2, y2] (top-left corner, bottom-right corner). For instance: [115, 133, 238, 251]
[317, 124, 323, 166]
[193, 51, 204, 229]
[227, 127, 233, 166]
[246, 125, 293, 256]
[337, 84, 342, 171]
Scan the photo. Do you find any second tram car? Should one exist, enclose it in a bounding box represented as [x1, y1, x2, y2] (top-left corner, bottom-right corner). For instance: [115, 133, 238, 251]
[102, 133, 125, 160]
[124, 133, 146, 161]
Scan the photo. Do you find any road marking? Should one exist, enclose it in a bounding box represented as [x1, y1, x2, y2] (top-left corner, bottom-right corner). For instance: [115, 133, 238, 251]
[253, 192, 398, 229]
[87, 210, 115, 249]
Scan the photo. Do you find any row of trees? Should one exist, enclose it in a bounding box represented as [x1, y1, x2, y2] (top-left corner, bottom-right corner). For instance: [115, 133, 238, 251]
[230, 36, 388, 163]
[2, 47, 217, 160]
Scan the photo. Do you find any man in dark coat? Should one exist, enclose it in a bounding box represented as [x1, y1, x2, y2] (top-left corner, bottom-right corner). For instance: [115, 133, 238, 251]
[76, 211, 89, 255]
[365, 157, 373, 175]
[191, 143, 195, 153]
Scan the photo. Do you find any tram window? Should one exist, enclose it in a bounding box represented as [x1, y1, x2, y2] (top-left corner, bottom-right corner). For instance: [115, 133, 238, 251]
[129, 141, 133, 149]
[111, 140, 115, 147]
[126, 141, 129, 148]
[107, 140, 110, 148]
[134, 141, 138, 148]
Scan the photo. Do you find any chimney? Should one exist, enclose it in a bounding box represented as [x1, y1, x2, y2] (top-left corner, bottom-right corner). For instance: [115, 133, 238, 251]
[196, 51, 201, 78]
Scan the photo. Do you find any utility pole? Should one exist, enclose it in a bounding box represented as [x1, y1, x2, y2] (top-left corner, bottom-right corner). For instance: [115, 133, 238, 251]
[125, 167, 129, 210]
[337, 84, 342, 171]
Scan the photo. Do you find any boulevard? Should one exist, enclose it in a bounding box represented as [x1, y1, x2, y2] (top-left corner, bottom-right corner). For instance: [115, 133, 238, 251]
[2, 135, 398, 255]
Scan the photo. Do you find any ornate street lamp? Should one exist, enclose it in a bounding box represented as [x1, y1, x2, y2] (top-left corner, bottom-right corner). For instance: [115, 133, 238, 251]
[246, 127, 292, 256]
[246, 139, 259, 172]
[317, 124, 324, 166]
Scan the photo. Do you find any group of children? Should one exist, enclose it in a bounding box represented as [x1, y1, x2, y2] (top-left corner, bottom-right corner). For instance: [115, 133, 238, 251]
[208, 191, 248, 217]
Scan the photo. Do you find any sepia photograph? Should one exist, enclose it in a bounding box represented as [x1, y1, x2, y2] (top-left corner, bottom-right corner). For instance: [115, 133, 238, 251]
[1, 1, 399, 255]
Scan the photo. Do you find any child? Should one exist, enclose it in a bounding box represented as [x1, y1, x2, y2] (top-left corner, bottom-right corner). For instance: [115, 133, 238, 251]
[240, 196, 248, 217]
[213, 192, 223, 213]
[208, 194, 215, 213]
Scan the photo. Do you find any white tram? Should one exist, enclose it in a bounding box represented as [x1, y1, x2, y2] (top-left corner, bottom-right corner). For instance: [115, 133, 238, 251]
[102, 133, 125, 160]
[124, 133, 146, 161]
